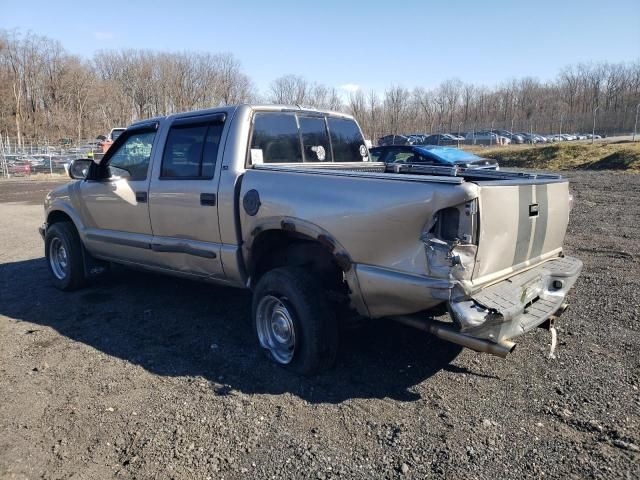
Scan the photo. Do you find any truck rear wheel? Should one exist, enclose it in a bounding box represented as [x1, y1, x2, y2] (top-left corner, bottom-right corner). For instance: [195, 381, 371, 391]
[252, 267, 338, 375]
[45, 222, 86, 291]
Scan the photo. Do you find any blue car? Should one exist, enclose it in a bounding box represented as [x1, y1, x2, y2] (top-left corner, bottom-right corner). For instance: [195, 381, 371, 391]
[369, 145, 499, 170]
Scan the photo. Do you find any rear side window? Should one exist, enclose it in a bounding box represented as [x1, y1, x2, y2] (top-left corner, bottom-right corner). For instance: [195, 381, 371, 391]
[299, 116, 332, 162]
[328, 118, 367, 162]
[161, 123, 223, 178]
[251, 113, 302, 163]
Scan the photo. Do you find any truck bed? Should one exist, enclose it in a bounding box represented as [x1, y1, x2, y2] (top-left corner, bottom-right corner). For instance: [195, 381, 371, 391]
[241, 162, 571, 318]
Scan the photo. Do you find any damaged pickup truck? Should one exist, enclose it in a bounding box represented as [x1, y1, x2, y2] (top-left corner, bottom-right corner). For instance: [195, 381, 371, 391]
[41, 105, 582, 374]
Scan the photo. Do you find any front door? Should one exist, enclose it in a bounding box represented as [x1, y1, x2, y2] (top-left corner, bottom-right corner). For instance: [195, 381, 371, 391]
[147, 113, 227, 279]
[79, 126, 158, 264]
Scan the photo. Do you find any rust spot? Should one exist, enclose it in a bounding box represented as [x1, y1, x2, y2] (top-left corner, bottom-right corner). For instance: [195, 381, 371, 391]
[334, 252, 352, 272]
[281, 220, 296, 232]
[316, 234, 336, 252]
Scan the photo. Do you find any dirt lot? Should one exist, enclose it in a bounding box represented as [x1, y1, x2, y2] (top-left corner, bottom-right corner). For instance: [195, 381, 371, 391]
[0, 174, 638, 479]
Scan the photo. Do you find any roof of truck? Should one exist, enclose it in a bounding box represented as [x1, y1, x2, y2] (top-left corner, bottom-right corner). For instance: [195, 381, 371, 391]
[129, 104, 353, 128]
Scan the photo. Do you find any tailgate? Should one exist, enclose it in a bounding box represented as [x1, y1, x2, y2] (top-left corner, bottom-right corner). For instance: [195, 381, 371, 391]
[472, 180, 570, 285]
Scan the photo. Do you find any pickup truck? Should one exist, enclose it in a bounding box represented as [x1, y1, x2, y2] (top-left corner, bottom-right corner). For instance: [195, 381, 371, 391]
[40, 104, 582, 375]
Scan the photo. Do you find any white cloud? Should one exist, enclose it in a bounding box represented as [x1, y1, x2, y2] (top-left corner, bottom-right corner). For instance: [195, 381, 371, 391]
[94, 31, 114, 41]
[338, 83, 360, 93]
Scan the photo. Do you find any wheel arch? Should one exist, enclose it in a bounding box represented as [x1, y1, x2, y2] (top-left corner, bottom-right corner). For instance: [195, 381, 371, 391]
[244, 217, 369, 317]
[46, 203, 84, 237]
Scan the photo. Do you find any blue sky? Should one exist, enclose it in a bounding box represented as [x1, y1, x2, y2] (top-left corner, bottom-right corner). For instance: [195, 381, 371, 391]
[2, 0, 639, 95]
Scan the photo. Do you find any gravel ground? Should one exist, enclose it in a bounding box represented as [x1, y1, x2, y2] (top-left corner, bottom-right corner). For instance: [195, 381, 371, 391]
[0, 173, 638, 479]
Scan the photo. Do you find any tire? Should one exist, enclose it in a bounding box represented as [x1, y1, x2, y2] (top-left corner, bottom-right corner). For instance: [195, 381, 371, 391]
[252, 267, 338, 375]
[45, 221, 87, 291]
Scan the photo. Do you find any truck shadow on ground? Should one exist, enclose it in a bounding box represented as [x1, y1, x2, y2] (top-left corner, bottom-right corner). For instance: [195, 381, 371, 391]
[1, 258, 492, 403]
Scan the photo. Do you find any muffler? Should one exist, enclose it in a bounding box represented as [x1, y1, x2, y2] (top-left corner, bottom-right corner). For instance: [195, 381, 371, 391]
[392, 315, 516, 358]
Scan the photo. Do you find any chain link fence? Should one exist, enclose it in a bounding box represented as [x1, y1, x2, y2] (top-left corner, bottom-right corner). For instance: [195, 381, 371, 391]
[0, 137, 104, 178]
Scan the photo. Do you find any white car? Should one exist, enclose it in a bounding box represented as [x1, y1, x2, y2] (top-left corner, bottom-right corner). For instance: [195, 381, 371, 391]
[465, 132, 511, 145]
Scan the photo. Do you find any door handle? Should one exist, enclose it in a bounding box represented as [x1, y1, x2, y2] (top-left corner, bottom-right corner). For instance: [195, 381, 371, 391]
[136, 191, 147, 203]
[200, 193, 216, 206]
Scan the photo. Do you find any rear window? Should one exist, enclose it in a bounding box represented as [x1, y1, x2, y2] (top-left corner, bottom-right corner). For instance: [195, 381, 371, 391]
[249, 112, 366, 164]
[299, 116, 332, 162]
[327, 118, 367, 162]
[251, 113, 302, 163]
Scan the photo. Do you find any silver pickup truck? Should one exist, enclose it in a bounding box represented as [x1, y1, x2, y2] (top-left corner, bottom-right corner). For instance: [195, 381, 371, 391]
[41, 104, 582, 374]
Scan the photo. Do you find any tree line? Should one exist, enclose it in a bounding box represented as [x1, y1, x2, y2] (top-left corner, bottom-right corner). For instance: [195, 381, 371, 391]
[1, 29, 639, 147]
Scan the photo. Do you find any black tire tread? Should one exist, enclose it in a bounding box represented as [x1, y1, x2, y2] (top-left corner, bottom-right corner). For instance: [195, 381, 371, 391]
[45, 221, 86, 291]
[252, 267, 338, 375]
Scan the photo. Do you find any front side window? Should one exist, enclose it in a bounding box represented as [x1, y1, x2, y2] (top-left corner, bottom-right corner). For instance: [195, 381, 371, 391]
[251, 113, 302, 163]
[161, 123, 223, 179]
[108, 131, 156, 180]
[299, 116, 332, 162]
[327, 118, 367, 162]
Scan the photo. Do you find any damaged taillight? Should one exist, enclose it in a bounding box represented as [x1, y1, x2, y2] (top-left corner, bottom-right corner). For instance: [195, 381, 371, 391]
[428, 200, 479, 245]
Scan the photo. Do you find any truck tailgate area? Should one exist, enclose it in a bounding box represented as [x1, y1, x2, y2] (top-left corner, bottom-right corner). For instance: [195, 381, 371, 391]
[450, 255, 582, 341]
[471, 179, 571, 286]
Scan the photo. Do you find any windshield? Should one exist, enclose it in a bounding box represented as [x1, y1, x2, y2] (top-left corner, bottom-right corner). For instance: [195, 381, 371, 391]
[416, 146, 482, 164]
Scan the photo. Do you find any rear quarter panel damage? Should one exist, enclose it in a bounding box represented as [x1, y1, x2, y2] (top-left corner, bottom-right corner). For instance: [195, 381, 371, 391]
[239, 168, 480, 317]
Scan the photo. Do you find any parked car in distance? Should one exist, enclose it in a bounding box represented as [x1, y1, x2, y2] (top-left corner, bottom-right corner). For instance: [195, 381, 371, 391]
[370, 145, 499, 170]
[491, 129, 524, 144]
[447, 133, 465, 142]
[420, 133, 459, 146]
[7, 161, 32, 176]
[99, 127, 127, 152]
[378, 134, 412, 146]
[465, 131, 510, 145]
[406, 134, 427, 144]
[518, 133, 547, 144]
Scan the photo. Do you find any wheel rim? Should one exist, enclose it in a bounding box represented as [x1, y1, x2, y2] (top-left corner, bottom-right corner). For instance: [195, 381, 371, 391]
[49, 237, 68, 280]
[256, 295, 296, 364]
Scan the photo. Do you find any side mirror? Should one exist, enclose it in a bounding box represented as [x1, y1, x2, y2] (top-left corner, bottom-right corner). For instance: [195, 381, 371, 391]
[68, 159, 93, 180]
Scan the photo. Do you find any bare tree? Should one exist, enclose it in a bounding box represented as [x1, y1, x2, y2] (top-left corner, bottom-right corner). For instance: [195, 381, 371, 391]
[0, 29, 638, 144]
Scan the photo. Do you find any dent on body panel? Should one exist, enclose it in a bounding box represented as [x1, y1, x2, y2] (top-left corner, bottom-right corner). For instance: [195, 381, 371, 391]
[240, 170, 481, 318]
[241, 170, 479, 277]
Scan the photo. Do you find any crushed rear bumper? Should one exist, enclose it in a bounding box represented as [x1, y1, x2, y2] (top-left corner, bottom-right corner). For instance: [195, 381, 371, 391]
[449, 255, 582, 343]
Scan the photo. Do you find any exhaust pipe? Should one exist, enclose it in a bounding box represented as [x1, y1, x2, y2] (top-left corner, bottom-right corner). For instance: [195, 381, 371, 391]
[392, 316, 516, 358]
[554, 302, 569, 317]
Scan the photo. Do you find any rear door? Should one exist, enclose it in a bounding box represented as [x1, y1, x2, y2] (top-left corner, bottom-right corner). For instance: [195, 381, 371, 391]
[472, 179, 571, 285]
[148, 113, 227, 278]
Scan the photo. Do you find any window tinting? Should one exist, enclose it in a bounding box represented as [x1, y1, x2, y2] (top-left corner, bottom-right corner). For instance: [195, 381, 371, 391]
[202, 124, 223, 177]
[161, 123, 223, 178]
[327, 118, 366, 162]
[251, 113, 302, 163]
[298, 116, 332, 162]
[108, 131, 156, 180]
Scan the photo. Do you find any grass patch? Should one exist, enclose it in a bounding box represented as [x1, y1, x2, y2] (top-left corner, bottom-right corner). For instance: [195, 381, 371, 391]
[463, 142, 640, 172]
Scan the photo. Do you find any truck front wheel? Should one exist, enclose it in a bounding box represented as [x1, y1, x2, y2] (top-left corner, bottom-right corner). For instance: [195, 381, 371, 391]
[45, 222, 86, 291]
[252, 267, 338, 375]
